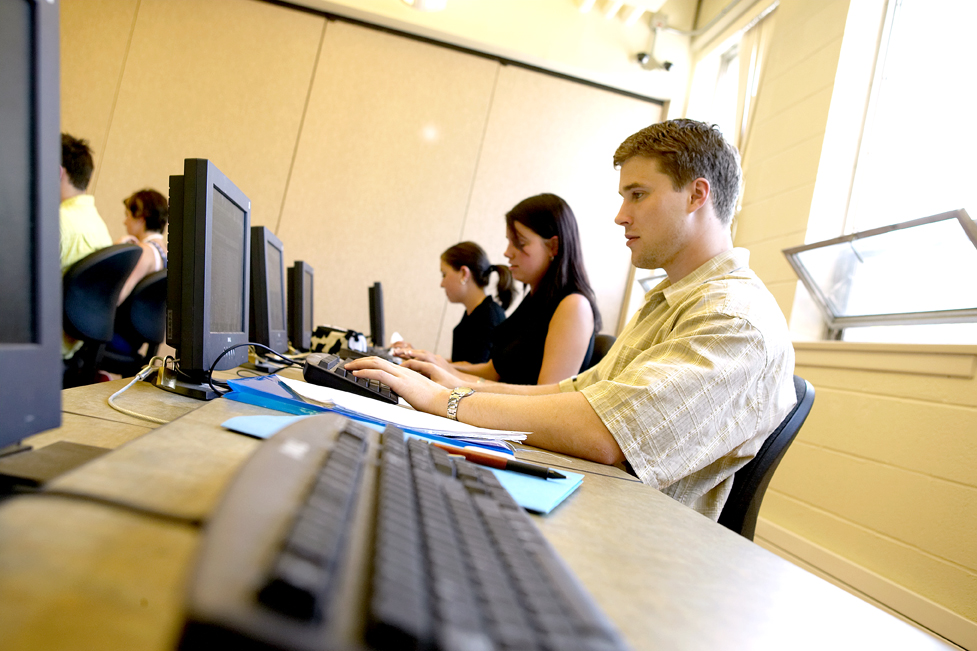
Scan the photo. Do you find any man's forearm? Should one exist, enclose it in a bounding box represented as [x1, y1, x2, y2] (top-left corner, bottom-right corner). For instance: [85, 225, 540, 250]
[452, 390, 625, 466]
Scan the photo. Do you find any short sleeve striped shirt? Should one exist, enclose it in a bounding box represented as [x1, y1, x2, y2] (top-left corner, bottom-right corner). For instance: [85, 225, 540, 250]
[559, 248, 796, 520]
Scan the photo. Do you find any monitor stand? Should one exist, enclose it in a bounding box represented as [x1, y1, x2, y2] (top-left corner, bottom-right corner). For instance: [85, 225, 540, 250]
[154, 366, 220, 401]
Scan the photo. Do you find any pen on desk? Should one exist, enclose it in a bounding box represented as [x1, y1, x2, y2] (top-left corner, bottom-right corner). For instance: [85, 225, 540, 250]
[431, 442, 566, 480]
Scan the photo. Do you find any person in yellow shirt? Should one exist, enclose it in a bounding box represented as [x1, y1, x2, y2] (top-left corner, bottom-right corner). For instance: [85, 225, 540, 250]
[60, 133, 112, 359]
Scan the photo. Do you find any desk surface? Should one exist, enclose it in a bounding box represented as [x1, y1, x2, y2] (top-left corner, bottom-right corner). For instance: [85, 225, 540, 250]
[0, 379, 954, 651]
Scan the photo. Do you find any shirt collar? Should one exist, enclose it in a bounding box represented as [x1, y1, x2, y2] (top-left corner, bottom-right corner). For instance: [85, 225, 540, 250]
[61, 194, 95, 209]
[644, 248, 751, 304]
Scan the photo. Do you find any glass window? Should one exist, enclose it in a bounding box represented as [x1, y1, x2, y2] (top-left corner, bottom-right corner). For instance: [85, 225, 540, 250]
[784, 209, 977, 337]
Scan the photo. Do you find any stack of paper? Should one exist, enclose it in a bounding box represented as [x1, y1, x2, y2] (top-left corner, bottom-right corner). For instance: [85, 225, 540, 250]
[223, 375, 527, 448]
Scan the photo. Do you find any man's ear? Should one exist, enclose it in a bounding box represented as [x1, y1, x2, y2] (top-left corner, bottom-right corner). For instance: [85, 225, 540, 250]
[688, 177, 711, 212]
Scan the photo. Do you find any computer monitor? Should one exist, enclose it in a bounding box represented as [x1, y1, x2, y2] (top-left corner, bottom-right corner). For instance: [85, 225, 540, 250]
[249, 226, 288, 355]
[163, 159, 251, 399]
[369, 282, 384, 348]
[287, 261, 314, 352]
[0, 0, 62, 451]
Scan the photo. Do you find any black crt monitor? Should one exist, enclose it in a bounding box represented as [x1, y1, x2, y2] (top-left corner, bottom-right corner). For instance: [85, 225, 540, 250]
[249, 226, 288, 355]
[0, 0, 62, 451]
[163, 159, 251, 400]
[287, 261, 314, 352]
[368, 282, 384, 348]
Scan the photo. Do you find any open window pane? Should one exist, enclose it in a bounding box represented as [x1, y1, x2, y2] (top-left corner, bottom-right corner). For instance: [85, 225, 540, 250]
[784, 209, 977, 329]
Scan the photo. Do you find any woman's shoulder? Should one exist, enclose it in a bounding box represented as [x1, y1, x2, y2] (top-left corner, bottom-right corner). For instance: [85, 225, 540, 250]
[550, 293, 594, 325]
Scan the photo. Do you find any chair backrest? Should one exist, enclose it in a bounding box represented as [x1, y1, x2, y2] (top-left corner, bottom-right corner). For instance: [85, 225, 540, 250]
[116, 269, 167, 346]
[586, 333, 616, 370]
[718, 375, 815, 541]
[62, 244, 142, 343]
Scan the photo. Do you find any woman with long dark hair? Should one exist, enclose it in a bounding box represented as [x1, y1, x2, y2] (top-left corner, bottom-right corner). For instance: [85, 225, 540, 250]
[400, 194, 601, 385]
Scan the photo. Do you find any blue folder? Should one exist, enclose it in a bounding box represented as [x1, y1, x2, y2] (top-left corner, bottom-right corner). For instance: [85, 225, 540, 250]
[221, 413, 582, 513]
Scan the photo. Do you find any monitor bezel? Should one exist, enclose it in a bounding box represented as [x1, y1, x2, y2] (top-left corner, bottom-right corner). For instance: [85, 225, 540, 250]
[287, 261, 314, 352]
[0, 0, 62, 445]
[249, 226, 288, 354]
[167, 158, 251, 376]
[369, 282, 384, 348]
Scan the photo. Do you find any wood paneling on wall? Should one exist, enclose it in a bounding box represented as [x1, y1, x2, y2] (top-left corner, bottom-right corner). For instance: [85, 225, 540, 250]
[277, 20, 499, 351]
[60, 0, 660, 360]
[60, 0, 139, 190]
[449, 65, 660, 356]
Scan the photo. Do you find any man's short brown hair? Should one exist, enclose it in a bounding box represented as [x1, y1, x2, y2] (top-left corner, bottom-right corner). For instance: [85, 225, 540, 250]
[61, 133, 94, 191]
[614, 119, 741, 225]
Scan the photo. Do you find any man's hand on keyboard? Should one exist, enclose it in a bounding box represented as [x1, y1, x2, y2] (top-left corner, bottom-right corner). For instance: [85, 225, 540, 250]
[344, 356, 453, 418]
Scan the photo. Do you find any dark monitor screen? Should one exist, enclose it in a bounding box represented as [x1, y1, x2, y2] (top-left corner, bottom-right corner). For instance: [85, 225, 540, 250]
[249, 226, 288, 354]
[287, 261, 314, 352]
[0, 0, 62, 444]
[210, 188, 247, 334]
[166, 159, 251, 381]
[369, 282, 384, 348]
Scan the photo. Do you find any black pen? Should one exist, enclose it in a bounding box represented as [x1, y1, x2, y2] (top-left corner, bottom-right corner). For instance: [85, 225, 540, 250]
[431, 442, 566, 480]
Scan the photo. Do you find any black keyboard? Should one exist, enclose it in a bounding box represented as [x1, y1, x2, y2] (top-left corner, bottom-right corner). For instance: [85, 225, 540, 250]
[303, 352, 399, 404]
[179, 414, 629, 651]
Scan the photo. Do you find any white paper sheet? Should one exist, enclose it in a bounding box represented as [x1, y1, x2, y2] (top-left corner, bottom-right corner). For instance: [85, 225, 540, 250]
[279, 377, 528, 442]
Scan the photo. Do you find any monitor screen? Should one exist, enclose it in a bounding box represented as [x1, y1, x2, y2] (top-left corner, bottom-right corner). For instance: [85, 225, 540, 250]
[249, 226, 288, 354]
[165, 159, 251, 386]
[269, 244, 285, 331]
[287, 261, 314, 352]
[303, 267, 313, 332]
[0, 0, 62, 445]
[210, 188, 247, 334]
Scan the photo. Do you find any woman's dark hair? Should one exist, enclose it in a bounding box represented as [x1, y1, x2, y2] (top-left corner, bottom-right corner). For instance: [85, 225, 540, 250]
[442, 241, 514, 310]
[124, 189, 169, 232]
[505, 194, 602, 331]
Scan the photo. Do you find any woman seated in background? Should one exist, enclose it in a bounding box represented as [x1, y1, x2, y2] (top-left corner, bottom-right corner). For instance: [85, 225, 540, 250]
[117, 188, 168, 304]
[439, 241, 513, 364]
[399, 193, 601, 386]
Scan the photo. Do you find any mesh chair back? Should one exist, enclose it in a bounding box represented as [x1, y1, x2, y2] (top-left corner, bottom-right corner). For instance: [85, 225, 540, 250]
[718, 375, 815, 540]
[62, 244, 142, 342]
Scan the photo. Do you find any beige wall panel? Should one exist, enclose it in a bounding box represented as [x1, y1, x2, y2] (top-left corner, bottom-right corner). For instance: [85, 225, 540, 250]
[742, 234, 804, 286]
[735, 184, 813, 245]
[450, 65, 661, 354]
[761, 491, 977, 622]
[764, 0, 849, 80]
[277, 21, 498, 347]
[792, 387, 977, 486]
[770, 443, 976, 570]
[748, 87, 834, 163]
[795, 364, 977, 407]
[60, 0, 138, 190]
[742, 136, 825, 206]
[91, 0, 323, 240]
[761, 36, 844, 116]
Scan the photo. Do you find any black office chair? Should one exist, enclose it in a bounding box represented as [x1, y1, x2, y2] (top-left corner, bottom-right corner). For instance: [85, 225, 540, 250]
[62, 244, 142, 388]
[99, 269, 167, 378]
[718, 375, 815, 541]
[583, 333, 616, 370]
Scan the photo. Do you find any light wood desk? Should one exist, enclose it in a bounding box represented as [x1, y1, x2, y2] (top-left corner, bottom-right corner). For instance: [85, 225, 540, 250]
[0, 379, 955, 651]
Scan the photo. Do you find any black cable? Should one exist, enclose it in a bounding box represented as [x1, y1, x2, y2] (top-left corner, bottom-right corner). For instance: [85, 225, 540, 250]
[12, 487, 204, 528]
[206, 343, 303, 396]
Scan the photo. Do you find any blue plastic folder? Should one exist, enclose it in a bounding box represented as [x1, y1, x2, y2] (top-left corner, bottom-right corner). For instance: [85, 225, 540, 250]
[220, 414, 582, 513]
[223, 375, 514, 455]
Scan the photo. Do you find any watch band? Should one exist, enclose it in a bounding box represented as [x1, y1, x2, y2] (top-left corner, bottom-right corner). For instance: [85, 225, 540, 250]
[446, 387, 475, 421]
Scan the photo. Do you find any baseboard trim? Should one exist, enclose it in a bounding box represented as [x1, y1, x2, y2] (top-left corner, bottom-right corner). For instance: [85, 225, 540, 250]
[756, 518, 976, 650]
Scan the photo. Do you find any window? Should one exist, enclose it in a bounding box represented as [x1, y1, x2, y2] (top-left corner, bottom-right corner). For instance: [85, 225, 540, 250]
[791, 0, 977, 343]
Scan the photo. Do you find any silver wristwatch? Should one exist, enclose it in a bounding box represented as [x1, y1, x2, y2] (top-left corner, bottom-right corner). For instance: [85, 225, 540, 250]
[446, 387, 475, 421]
